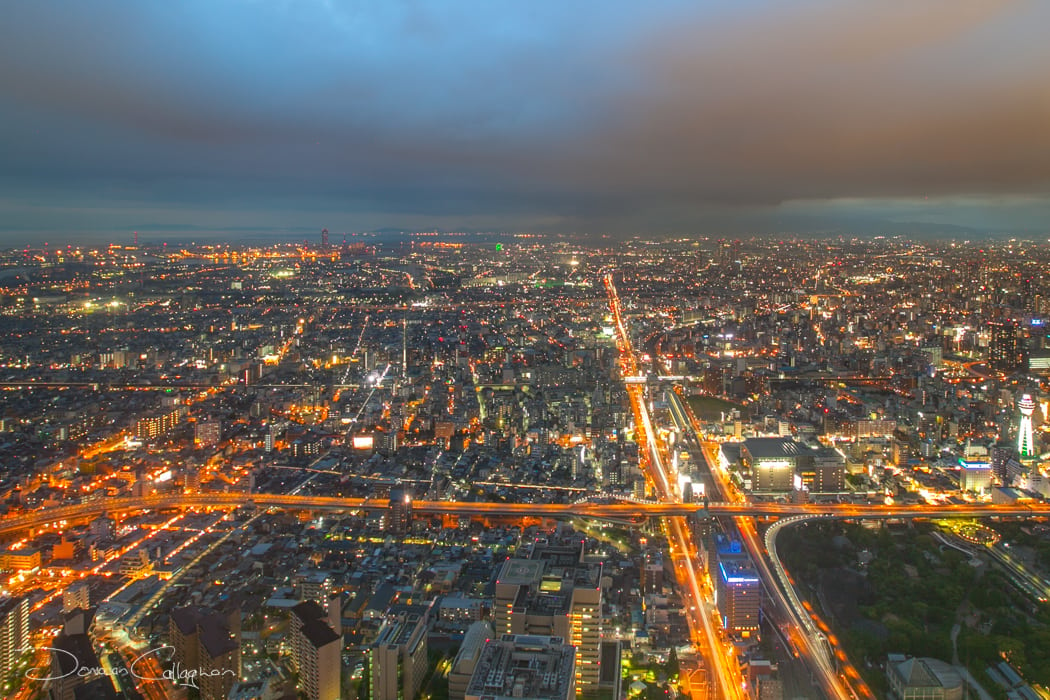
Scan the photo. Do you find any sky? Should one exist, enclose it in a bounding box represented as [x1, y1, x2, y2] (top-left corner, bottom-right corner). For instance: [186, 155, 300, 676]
[1, 0, 1049, 243]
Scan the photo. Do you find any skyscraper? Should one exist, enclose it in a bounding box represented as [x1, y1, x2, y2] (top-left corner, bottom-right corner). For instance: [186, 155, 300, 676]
[1018, 394, 1036, 460]
[989, 320, 1025, 373]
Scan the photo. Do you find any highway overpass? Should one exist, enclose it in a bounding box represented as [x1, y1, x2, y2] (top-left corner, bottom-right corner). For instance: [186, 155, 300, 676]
[2, 492, 1049, 537]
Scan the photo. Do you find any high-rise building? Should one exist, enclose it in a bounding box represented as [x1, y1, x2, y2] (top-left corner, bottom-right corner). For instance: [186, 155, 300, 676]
[749, 660, 784, 700]
[169, 605, 241, 700]
[449, 621, 495, 700]
[198, 623, 240, 700]
[598, 641, 623, 700]
[640, 550, 664, 594]
[48, 633, 118, 700]
[0, 548, 41, 571]
[1029, 349, 1050, 375]
[61, 608, 95, 637]
[493, 541, 603, 695]
[1018, 394, 1036, 461]
[921, 345, 943, 369]
[989, 320, 1025, 373]
[294, 570, 333, 608]
[369, 605, 430, 700]
[958, 458, 993, 493]
[464, 635, 576, 700]
[0, 596, 29, 676]
[291, 601, 342, 700]
[991, 444, 1019, 483]
[387, 488, 413, 534]
[713, 538, 761, 640]
[228, 678, 280, 700]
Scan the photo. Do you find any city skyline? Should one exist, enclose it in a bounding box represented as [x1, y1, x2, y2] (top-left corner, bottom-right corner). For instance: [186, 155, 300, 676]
[0, 238, 1047, 698]
[3, 2, 1050, 699]
[2, 1, 1050, 242]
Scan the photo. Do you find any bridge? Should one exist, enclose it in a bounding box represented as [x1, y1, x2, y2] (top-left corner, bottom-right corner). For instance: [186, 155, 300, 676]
[3, 493, 1048, 537]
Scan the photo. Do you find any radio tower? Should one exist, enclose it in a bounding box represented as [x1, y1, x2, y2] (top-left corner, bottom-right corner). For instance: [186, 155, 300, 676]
[321, 228, 329, 249]
[1018, 394, 1036, 460]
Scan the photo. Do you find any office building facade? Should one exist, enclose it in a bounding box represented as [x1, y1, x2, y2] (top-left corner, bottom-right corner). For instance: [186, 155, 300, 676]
[494, 541, 603, 695]
[713, 539, 761, 640]
[369, 605, 430, 700]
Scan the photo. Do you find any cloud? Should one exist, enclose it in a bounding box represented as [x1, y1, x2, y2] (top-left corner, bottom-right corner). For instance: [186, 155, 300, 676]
[0, 0, 1047, 237]
[555, 0, 1050, 206]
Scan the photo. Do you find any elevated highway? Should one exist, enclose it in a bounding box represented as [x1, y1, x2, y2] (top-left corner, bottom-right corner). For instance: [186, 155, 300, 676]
[667, 388, 872, 699]
[3, 493, 1049, 537]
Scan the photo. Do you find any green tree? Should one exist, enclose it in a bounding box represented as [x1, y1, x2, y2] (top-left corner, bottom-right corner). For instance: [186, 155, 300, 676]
[665, 648, 680, 679]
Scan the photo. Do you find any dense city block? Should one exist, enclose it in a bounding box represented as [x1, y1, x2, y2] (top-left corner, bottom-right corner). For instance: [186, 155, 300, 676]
[0, 235, 1047, 700]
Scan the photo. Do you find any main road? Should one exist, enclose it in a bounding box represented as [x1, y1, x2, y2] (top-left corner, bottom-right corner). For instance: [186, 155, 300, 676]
[667, 388, 873, 699]
[604, 273, 745, 700]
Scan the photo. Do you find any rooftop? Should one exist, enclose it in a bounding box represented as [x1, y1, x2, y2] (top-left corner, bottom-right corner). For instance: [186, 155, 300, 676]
[301, 617, 340, 649]
[465, 634, 575, 700]
[498, 559, 545, 586]
[743, 437, 803, 459]
[718, 558, 759, 585]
